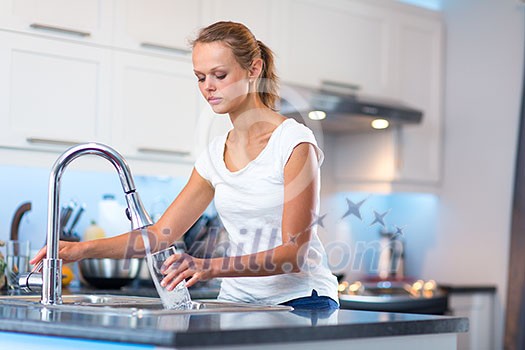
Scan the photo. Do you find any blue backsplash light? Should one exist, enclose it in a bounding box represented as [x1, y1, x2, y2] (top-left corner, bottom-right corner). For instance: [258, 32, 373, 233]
[0, 164, 189, 252]
[1, 163, 439, 281]
[325, 192, 439, 279]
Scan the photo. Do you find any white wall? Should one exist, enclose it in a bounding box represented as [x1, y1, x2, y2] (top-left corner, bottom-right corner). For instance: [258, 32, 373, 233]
[427, 1, 524, 348]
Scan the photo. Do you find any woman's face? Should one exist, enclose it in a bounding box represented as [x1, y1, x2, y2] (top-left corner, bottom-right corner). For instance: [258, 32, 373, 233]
[192, 42, 251, 115]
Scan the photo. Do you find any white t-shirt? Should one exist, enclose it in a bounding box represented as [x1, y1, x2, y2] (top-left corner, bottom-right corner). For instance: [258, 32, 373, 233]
[194, 118, 339, 305]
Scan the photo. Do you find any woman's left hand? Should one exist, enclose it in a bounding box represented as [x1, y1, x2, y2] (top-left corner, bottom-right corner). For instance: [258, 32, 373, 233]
[160, 253, 214, 290]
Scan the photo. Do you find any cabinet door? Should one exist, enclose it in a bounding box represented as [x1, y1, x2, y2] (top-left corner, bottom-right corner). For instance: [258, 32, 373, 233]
[449, 293, 495, 350]
[278, 0, 392, 96]
[112, 52, 201, 161]
[201, 0, 279, 48]
[394, 14, 444, 184]
[0, 0, 113, 44]
[0, 31, 111, 150]
[114, 0, 202, 55]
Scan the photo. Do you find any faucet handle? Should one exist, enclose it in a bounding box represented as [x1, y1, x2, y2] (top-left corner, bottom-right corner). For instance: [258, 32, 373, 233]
[19, 270, 43, 292]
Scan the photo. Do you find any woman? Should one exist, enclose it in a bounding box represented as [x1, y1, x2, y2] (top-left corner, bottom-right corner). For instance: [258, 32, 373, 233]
[32, 21, 339, 310]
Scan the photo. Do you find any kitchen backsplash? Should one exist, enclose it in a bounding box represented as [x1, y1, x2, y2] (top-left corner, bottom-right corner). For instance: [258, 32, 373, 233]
[0, 164, 204, 253]
[1, 163, 439, 281]
[319, 192, 439, 280]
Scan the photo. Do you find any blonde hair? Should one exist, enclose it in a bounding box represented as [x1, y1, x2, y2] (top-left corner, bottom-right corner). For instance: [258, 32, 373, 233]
[191, 21, 279, 111]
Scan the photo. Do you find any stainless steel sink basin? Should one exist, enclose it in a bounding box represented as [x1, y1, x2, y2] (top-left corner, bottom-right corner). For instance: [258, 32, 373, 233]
[0, 294, 293, 315]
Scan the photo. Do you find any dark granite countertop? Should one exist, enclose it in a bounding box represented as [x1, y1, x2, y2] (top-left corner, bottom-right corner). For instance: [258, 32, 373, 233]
[0, 294, 468, 348]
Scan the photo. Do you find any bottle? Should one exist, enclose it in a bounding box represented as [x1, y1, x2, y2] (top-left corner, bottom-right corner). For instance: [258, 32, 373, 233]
[83, 220, 106, 241]
[98, 194, 130, 237]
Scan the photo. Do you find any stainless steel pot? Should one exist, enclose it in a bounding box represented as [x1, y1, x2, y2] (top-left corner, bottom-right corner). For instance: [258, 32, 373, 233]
[78, 258, 141, 289]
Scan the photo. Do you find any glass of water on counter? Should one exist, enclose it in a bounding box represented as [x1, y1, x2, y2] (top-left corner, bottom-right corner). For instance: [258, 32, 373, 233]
[6, 240, 30, 290]
[148, 246, 192, 310]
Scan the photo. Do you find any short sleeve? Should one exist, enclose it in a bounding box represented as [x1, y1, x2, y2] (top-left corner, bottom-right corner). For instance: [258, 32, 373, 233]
[194, 146, 211, 182]
[280, 121, 324, 170]
[194, 134, 226, 186]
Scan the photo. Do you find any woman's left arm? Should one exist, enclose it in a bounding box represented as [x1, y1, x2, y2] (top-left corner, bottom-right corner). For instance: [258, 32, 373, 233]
[161, 142, 319, 290]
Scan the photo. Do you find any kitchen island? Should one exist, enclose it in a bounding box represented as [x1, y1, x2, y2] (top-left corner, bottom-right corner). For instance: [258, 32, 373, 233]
[0, 296, 467, 350]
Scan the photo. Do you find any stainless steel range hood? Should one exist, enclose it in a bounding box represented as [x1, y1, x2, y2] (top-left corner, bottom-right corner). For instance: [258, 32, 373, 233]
[278, 82, 423, 133]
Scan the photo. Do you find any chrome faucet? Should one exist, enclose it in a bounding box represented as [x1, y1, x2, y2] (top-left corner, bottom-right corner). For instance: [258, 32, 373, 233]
[19, 143, 153, 305]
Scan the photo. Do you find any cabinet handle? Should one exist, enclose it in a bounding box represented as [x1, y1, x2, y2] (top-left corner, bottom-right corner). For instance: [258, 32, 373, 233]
[137, 147, 190, 156]
[26, 137, 81, 147]
[30, 23, 91, 37]
[140, 42, 191, 56]
[321, 80, 361, 92]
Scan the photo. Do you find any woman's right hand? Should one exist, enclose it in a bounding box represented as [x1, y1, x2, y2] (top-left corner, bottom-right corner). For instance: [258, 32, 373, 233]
[30, 240, 87, 270]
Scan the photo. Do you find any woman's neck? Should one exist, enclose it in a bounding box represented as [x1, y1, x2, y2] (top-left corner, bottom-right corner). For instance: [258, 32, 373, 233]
[228, 95, 284, 139]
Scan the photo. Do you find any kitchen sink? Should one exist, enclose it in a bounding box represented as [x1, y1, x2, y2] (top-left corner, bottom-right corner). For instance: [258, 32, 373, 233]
[0, 294, 293, 315]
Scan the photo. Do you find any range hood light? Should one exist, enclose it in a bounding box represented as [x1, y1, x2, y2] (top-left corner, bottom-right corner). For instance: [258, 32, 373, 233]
[279, 82, 423, 133]
[371, 118, 390, 130]
[308, 110, 327, 120]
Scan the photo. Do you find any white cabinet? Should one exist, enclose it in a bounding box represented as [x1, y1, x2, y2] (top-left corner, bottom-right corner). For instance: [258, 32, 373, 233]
[201, 0, 279, 48]
[113, 0, 202, 56]
[449, 292, 495, 350]
[277, 0, 393, 96]
[329, 3, 444, 192]
[0, 0, 113, 44]
[111, 51, 201, 161]
[200, 0, 285, 78]
[0, 31, 111, 151]
[0, 1, 207, 172]
[393, 13, 444, 185]
[0, 0, 444, 182]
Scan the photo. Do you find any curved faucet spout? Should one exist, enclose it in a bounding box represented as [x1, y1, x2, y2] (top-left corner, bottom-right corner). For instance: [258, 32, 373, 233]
[42, 142, 153, 305]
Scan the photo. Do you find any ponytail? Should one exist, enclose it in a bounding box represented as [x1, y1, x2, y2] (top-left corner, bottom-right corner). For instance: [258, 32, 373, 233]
[256, 40, 279, 111]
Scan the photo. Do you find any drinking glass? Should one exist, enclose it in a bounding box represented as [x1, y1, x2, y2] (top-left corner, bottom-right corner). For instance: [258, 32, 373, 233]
[149, 246, 192, 309]
[6, 240, 30, 290]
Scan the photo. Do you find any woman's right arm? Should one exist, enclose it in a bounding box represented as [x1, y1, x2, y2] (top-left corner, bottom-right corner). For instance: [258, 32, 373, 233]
[30, 168, 214, 266]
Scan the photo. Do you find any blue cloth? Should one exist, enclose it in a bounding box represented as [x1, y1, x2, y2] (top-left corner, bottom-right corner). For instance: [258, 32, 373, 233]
[280, 289, 339, 311]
